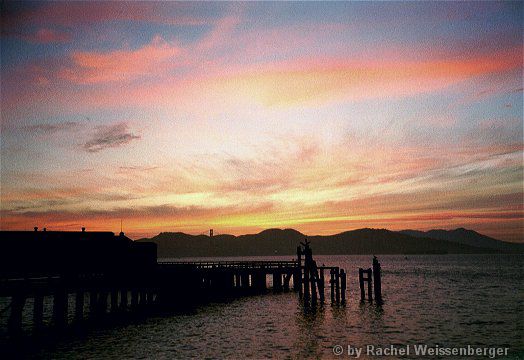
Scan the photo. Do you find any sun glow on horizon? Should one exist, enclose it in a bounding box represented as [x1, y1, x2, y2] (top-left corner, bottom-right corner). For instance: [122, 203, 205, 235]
[1, 2, 522, 242]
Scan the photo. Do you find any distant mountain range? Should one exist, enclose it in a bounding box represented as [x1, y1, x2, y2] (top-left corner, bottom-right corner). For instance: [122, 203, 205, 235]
[399, 228, 522, 253]
[136, 228, 524, 258]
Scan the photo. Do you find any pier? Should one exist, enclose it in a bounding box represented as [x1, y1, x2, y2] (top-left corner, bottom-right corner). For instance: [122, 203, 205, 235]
[0, 230, 352, 336]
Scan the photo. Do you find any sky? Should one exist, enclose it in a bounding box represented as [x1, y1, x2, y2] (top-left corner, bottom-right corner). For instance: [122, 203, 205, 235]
[0, 1, 522, 241]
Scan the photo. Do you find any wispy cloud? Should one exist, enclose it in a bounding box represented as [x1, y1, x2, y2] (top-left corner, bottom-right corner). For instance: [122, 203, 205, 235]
[25, 121, 80, 134]
[33, 28, 71, 43]
[450, 83, 523, 110]
[216, 48, 522, 107]
[60, 36, 182, 84]
[0, 202, 275, 235]
[83, 122, 140, 153]
[117, 165, 160, 173]
[3, 28, 72, 44]
[1, 2, 211, 29]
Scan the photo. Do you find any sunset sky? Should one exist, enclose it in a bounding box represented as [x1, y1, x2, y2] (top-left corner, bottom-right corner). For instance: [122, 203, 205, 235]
[1, 2, 522, 241]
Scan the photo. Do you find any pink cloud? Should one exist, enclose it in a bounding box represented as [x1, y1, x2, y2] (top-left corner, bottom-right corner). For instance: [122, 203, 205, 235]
[6, 28, 73, 44]
[2, 2, 210, 29]
[32, 28, 71, 43]
[4, 45, 520, 128]
[193, 15, 242, 52]
[59, 36, 183, 84]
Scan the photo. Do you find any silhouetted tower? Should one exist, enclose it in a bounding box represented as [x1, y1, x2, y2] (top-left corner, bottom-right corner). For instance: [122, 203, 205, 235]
[210, 229, 213, 237]
[119, 219, 125, 236]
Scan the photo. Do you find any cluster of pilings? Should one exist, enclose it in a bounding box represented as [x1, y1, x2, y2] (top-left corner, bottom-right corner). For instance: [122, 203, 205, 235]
[297, 241, 347, 306]
[5, 278, 156, 336]
[3, 261, 304, 336]
[358, 256, 383, 304]
[152, 261, 300, 308]
[196, 268, 294, 294]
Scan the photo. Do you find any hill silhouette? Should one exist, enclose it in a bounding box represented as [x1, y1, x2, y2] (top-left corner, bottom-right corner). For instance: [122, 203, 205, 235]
[136, 228, 523, 258]
[399, 228, 523, 252]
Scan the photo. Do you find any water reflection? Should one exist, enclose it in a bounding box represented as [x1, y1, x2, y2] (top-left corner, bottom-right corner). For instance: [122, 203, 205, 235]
[294, 303, 327, 359]
[1, 255, 521, 359]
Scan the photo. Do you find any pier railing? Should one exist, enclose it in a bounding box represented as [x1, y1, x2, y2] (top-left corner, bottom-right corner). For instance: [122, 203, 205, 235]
[158, 260, 299, 269]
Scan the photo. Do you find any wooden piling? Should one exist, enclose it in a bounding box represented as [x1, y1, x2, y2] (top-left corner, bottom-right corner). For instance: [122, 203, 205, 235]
[358, 268, 365, 302]
[111, 290, 119, 312]
[367, 268, 373, 302]
[293, 269, 300, 292]
[373, 256, 383, 304]
[230, 273, 237, 289]
[224, 272, 232, 290]
[303, 265, 310, 302]
[297, 269, 303, 298]
[98, 291, 108, 313]
[147, 291, 154, 304]
[340, 269, 346, 304]
[319, 269, 325, 303]
[273, 272, 283, 292]
[139, 290, 147, 306]
[335, 268, 340, 303]
[237, 273, 243, 289]
[207, 273, 213, 290]
[33, 294, 44, 329]
[310, 268, 317, 306]
[235, 273, 241, 288]
[8, 294, 26, 335]
[283, 273, 291, 292]
[53, 289, 68, 327]
[120, 289, 128, 309]
[239, 273, 244, 289]
[330, 268, 335, 303]
[260, 273, 267, 290]
[75, 291, 84, 320]
[250, 272, 259, 290]
[131, 289, 139, 308]
[296, 246, 302, 294]
[90, 291, 98, 313]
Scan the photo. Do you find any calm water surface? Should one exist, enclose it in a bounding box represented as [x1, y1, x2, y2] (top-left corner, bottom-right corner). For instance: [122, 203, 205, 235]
[1, 255, 523, 359]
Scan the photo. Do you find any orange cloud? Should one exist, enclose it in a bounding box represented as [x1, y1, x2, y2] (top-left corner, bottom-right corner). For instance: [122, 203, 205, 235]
[3, 198, 521, 241]
[210, 47, 522, 106]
